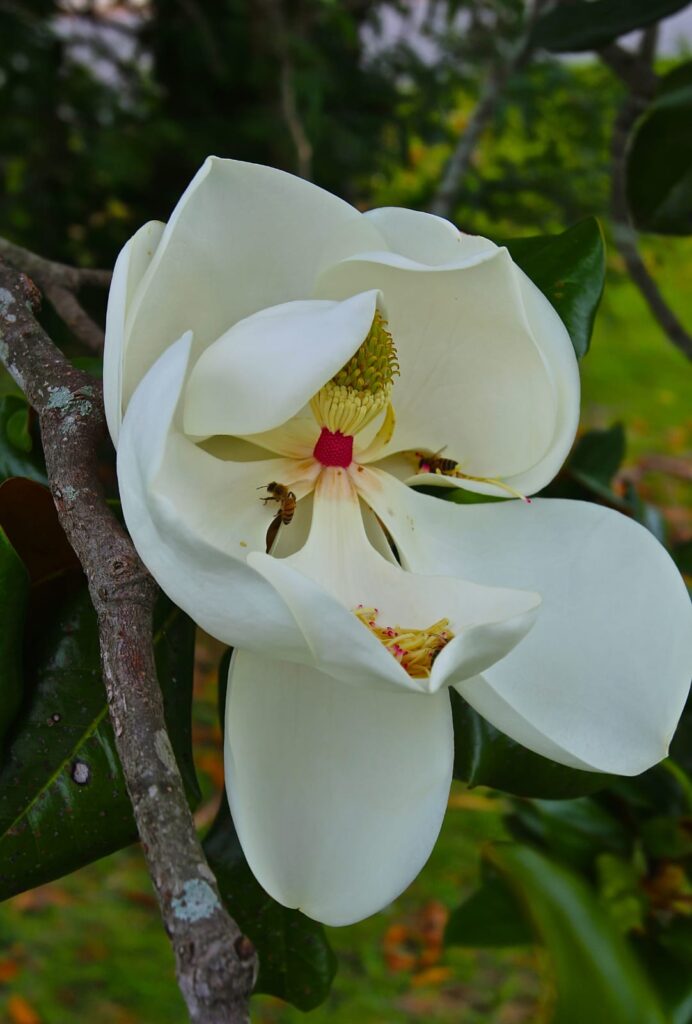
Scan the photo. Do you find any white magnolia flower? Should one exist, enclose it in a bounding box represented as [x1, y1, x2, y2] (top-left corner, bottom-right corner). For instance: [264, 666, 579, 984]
[105, 158, 692, 927]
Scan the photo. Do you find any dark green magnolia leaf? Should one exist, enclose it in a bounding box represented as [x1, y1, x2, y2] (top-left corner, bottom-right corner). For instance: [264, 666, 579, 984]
[569, 422, 625, 489]
[204, 648, 337, 1011]
[451, 692, 610, 799]
[506, 796, 628, 871]
[532, 0, 690, 54]
[204, 799, 338, 1011]
[673, 539, 692, 575]
[445, 865, 532, 948]
[627, 66, 692, 236]
[0, 397, 46, 484]
[484, 843, 669, 1024]
[504, 218, 605, 358]
[0, 529, 29, 751]
[542, 424, 628, 507]
[0, 586, 199, 899]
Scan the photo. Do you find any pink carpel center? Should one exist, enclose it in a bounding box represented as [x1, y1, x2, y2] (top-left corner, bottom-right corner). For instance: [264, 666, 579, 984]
[313, 427, 354, 467]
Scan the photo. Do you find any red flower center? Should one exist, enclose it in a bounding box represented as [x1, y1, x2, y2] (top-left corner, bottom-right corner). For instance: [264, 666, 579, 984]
[313, 427, 354, 467]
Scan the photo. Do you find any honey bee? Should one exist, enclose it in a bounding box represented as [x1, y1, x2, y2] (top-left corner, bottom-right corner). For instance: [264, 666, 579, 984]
[258, 481, 297, 525]
[415, 447, 460, 476]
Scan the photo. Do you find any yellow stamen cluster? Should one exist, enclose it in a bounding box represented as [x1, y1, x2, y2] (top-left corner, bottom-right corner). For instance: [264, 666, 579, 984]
[311, 312, 399, 435]
[354, 606, 453, 679]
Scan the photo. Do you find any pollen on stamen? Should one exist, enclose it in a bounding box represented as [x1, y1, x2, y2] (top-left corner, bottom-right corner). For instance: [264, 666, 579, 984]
[354, 606, 454, 679]
[311, 311, 399, 436]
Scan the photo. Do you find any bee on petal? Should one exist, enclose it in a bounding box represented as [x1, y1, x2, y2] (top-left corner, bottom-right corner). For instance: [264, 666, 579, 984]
[259, 481, 297, 525]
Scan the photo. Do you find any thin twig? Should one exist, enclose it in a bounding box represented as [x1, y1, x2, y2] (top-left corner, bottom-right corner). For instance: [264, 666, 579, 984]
[0, 236, 111, 352]
[602, 31, 692, 362]
[257, 0, 313, 180]
[428, 0, 549, 219]
[0, 258, 257, 1023]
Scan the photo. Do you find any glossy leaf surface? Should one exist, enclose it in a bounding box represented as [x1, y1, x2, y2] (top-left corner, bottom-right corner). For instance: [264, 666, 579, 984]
[0, 397, 46, 485]
[505, 218, 605, 358]
[451, 692, 610, 799]
[627, 66, 692, 236]
[0, 529, 29, 751]
[204, 798, 338, 1011]
[0, 502, 199, 900]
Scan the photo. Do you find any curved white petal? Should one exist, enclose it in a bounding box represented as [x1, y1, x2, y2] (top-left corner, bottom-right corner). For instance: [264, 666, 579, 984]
[357, 469, 692, 775]
[119, 158, 385, 418]
[316, 247, 579, 491]
[364, 207, 496, 265]
[117, 334, 315, 656]
[239, 414, 320, 460]
[249, 468, 540, 694]
[225, 649, 454, 926]
[104, 220, 165, 446]
[183, 292, 379, 437]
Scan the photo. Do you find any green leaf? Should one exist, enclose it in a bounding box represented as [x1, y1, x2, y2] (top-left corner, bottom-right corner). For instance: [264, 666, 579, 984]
[627, 67, 692, 236]
[5, 407, 32, 453]
[504, 218, 605, 358]
[446, 865, 532, 948]
[532, 0, 690, 54]
[451, 691, 610, 799]
[204, 799, 338, 1010]
[485, 843, 669, 1024]
[0, 586, 199, 899]
[203, 648, 337, 1011]
[0, 529, 29, 750]
[0, 397, 46, 484]
[569, 423, 626, 488]
[506, 797, 628, 871]
[635, 929, 692, 1024]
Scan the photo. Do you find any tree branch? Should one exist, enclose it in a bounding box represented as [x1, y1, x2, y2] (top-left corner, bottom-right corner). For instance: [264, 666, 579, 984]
[602, 31, 692, 361]
[257, 0, 313, 180]
[0, 258, 257, 1023]
[428, 0, 549, 219]
[0, 236, 111, 353]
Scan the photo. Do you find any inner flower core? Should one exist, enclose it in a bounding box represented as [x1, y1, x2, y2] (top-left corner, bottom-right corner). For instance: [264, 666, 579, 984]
[311, 311, 399, 436]
[354, 605, 454, 679]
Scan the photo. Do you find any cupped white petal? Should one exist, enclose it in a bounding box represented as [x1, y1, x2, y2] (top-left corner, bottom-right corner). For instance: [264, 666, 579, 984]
[364, 207, 497, 264]
[117, 333, 315, 657]
[104, 220, 165, 446]
[358, 469, 692, 775]
[316, 247, 579, 491]
[249, 468, 540, 694]
[183, 292, 379, 437]
[119, 158, 385, 419]
[225, 649, 453, 926]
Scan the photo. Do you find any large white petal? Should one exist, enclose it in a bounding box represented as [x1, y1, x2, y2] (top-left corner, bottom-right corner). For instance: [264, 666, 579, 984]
[316, 247, 579, 490]
[364, 207, 497, 264]
[225, 649, 453, 926]
[117, 334, 314, 657]
[249, 468, 540, 694]
[104, 220, 165, 446]
[183, 292, 379, 437]
[119, 158, 385, 418]
[357, 469, 692, 775]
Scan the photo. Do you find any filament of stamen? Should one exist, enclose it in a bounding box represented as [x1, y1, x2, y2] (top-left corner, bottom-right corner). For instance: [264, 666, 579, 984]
[354, 605, 453, 679]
